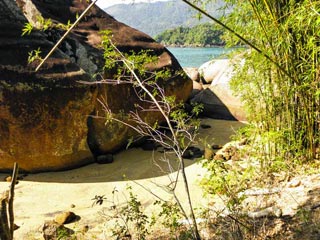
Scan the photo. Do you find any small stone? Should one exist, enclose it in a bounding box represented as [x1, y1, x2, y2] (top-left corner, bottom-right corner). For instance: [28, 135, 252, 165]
[54, 211, 77, 225]
[5, 176, 12, 182]
[231, 152, 241, 161]
[43, 220, 74, 240]
[13, 223, 20, 230]
[213, 154, 225, 161]
[141, 141, 158, 151]
[4, 176, 19, 184]
[182, 150, 193, 159]
[96, 154, 114, 164]
[287, 179, 301, 188]
[224, 153, 232, 161]
[204, 147, 214, 160]
[238, 138, 248, 146]
[81, 225, 89, 233]
[70, 204, 76, 208]
[200, 124, 211, 129]
[212, 144, 222, 150]
[224, 146, 237, 154]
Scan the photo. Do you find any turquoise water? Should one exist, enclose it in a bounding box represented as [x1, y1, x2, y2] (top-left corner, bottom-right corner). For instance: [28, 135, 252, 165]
[167, 47, 235, 68]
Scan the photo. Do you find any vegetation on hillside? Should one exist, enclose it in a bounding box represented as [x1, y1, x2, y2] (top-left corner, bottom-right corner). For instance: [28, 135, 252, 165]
[155, 23, 224, 47]
[105, 0, 226, 36]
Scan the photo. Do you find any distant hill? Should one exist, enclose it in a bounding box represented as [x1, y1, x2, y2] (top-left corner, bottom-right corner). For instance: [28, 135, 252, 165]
[104, 1, 227, 37]
[155, 23, 225, 47]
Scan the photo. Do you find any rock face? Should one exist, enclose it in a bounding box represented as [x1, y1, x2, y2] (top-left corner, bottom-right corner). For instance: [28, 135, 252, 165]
[0, 0, 192, 172]
[0, 0, 95, 172]
[194, 59, 246, 121]
[208, 59, 246, 121]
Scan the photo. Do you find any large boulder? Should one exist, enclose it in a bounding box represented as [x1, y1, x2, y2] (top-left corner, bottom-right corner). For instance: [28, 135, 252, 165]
[20, 0, 191, 156]
[209, 59, 246, 121]
[0, 0, 192, 172]
[0, 0, 96, 172]
[191, 59, 246, 121]
[198, 59, 229, 84]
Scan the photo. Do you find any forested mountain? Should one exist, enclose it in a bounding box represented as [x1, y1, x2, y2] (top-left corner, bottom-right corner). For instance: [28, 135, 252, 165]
[104, 0, 227, 37]
[155, 23, 224, 46]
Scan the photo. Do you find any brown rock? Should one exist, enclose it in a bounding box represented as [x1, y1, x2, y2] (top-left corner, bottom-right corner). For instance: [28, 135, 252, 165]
[204, 146, 215, 160]
[4, 176, 12, 182]
[184, 67, 200, 82]
[0, 1, 192, 172]
[19, 0, 192, 157]
[214, 154, 225, 161]
[190, 88, 237, 120]
[54, 211, 77, 225]
[212, 144, 223, 150]
[42, 220, 74, 240]
[231, 152, 241, 161]
[193, 80, 203, 91]
[0, 1, 95, 172]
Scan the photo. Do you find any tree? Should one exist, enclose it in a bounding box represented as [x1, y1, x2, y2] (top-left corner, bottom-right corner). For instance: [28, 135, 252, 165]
[97, 33, 203, 239]
[183, 0, 319, 168]
[29, 1, 202, 238]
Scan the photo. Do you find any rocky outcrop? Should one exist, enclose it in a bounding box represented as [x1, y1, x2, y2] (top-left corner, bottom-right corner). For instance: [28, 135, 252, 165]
[184, 67, 200, 82]
[22, 0, 192, 156]
[208, 59, 246, 121]
[0, 0, 192, 172]
[0, 0, 95, 172]
[191, 59, 246, 121]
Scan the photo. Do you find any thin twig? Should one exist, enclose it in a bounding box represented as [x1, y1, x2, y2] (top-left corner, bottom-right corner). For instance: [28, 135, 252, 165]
[181, 0, 293, 82]
[35, 0, 98, 72]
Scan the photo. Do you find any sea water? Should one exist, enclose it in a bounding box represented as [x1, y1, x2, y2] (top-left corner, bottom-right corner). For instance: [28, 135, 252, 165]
[167, 47, 235, 68]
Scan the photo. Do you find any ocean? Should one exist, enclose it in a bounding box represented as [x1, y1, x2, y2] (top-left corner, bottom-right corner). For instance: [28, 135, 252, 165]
[167, 47, 235, 68]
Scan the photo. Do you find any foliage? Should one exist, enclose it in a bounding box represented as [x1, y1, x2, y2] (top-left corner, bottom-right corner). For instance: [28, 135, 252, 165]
[201, 157, 255, 210]
[99, 30, 202, 239]
[154, 200, 184, 238]
[21, 22, 33, 36]
[155, 23, 224, 47]
[98, 186, 150, 240]
[27, 47, 43, 64]
[227, 0, 319, 164]
[191, 0, 320, 168]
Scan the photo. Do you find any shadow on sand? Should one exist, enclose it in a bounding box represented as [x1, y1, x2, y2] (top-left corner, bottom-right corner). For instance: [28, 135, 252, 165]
[1, 119, 245, 183]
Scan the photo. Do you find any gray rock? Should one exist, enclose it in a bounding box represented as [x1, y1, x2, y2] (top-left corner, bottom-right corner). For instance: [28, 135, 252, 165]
[96, 154, 114, 164]
[190, 88, 237, 120]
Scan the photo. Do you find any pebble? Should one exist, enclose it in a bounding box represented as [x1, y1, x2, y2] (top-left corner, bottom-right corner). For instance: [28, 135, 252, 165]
[54, 211, 77, 225]
[287, 179, 301, 188]
[204, 147, 214, 160]
[200, 124, 211, 129]
[213, 154, 225, 161]
[4, 176, 19, 185]
[5, 176, 11, 182]
[212, 144, 223, 150]
[96, 154, 114, 164]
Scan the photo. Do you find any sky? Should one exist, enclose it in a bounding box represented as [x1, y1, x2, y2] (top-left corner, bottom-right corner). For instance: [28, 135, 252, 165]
[96, 0, 170, 9]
